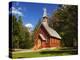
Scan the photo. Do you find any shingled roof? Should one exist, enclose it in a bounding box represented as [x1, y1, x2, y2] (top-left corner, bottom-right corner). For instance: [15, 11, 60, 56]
[35, 8, 61, 39]
[41, 22, 61, 39]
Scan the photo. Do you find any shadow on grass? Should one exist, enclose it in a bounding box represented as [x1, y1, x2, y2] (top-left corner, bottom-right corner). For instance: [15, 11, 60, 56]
[40, 50, 78, 55]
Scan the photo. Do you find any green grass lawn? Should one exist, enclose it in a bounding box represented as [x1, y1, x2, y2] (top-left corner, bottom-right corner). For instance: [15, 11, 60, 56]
[12, 48, 78, 59]
[12, 52, 68, 59]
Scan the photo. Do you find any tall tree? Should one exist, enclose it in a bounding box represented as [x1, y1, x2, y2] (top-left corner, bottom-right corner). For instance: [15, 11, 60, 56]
[12, 15, 19, 48]
[49, 5, 78, 47]
[17, 16, 23, 48]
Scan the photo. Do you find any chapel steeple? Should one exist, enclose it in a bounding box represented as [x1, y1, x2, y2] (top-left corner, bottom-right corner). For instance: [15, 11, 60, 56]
[42, 8, 48, 23]
[43, 8, 47, 17]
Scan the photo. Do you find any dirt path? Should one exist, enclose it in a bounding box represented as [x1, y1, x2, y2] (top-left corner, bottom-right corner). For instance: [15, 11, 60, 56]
[12, 49, 33, 53]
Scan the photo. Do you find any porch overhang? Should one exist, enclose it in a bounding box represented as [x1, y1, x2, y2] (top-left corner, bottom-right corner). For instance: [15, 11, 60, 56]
[39, 34, 46, 41]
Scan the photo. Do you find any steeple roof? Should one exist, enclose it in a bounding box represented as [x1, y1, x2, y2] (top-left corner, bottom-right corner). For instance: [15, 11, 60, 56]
[41, 22, 61, 39]
[42, 8, 61, 39]
[42, 8, 48, 23]
[43, 8, 47, 17]
[35, 8, 61, 39]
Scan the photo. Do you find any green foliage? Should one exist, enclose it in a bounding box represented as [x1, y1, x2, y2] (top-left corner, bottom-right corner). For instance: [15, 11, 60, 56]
[11, 15, 33, 49]
[49, 5, 78, 47]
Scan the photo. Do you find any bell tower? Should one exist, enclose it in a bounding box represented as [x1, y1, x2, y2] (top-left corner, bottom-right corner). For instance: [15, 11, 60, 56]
[42, 8, 48, 23]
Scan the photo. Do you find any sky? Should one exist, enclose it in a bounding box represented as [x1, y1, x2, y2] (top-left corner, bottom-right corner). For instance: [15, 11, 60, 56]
[9, 1, 60, 30]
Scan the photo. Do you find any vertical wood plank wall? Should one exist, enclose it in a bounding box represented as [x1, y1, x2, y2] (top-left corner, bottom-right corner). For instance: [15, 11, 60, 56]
[34, 24, 61, 49]
[49, 38, 60, 47]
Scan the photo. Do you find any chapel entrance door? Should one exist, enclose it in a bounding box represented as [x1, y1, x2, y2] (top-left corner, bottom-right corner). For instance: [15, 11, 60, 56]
[41, 40, 47, 48]
[37, 38, 41, 49]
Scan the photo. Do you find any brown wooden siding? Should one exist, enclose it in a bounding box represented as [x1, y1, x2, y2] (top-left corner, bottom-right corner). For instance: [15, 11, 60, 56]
[40, 25, 49, 39]
[41, 40, 46, 48]
[34, 24, 61, 49]
[49, 38, 60, 47]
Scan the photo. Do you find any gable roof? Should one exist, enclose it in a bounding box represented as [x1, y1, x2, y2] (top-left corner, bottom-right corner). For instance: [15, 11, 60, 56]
[39, 34, 46, 40]
[41, 22, 61, 39]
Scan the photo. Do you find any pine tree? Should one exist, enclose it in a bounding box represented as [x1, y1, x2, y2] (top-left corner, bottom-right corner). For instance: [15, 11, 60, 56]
[49, 5, 78, 48]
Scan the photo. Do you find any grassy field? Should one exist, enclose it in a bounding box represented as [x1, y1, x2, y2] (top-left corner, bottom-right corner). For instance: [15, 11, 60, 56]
[11, 48, 78, 59]
[12, 52, 68, 58]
